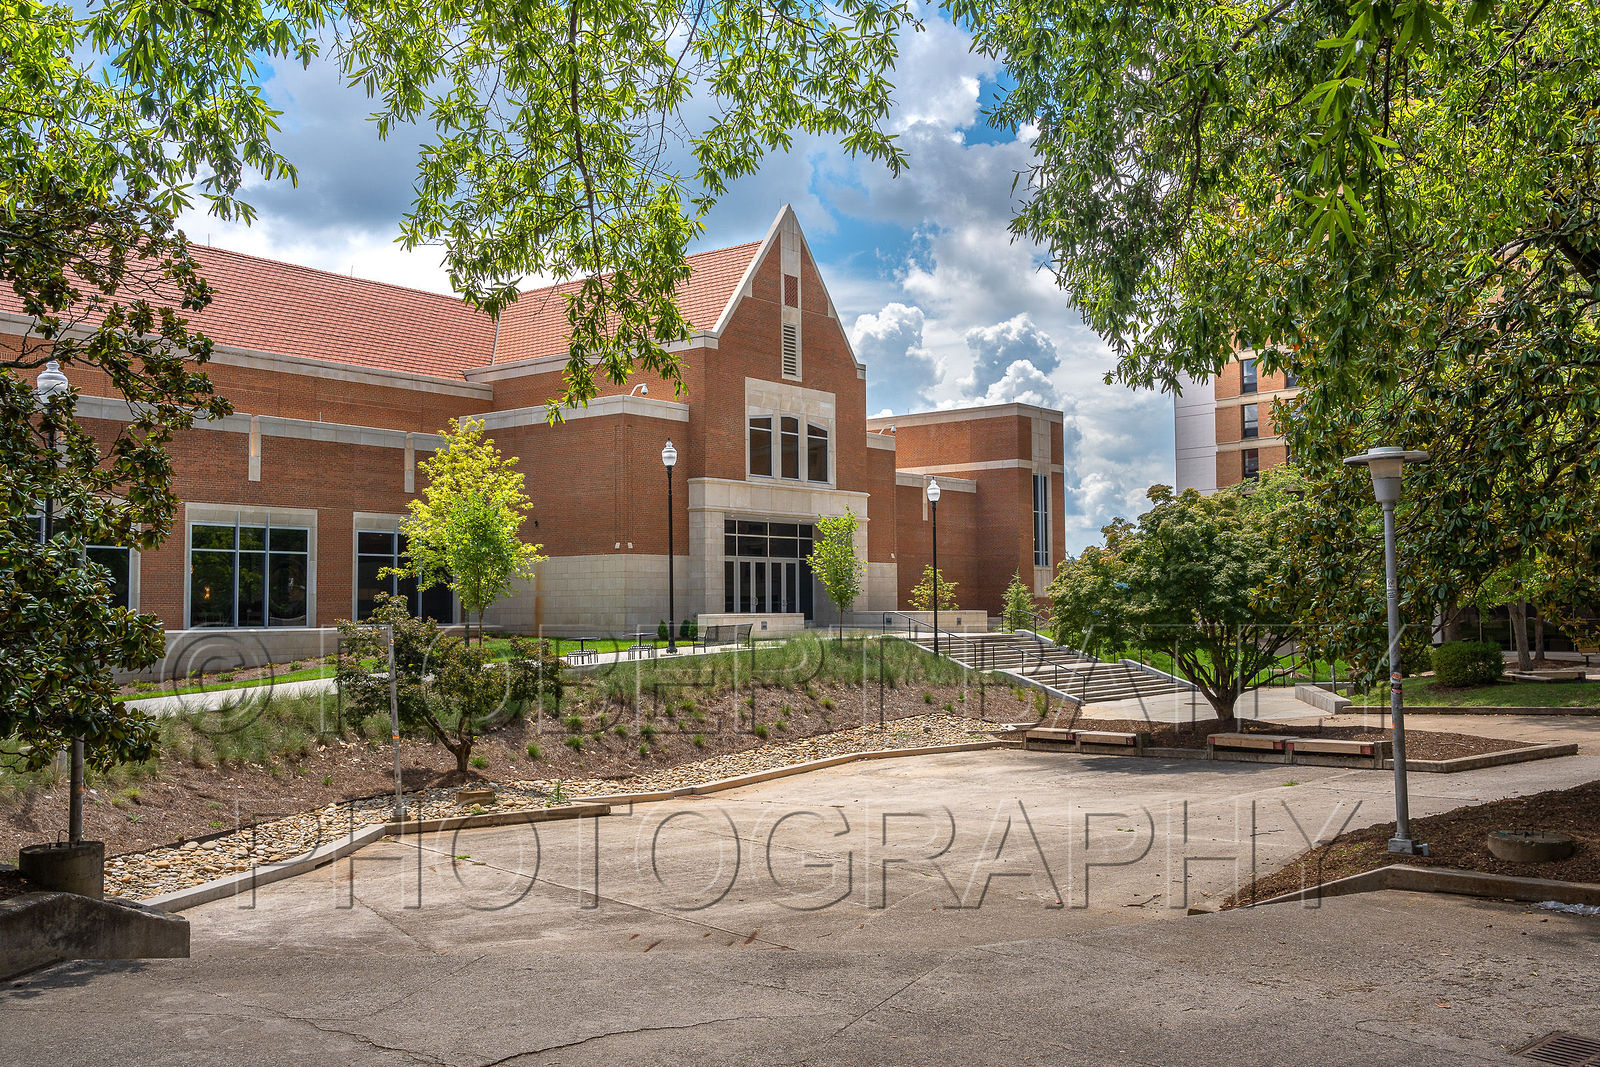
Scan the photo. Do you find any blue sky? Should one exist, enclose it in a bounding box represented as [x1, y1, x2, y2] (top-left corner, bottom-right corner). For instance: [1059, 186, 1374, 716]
[179, 15, 1175, 553]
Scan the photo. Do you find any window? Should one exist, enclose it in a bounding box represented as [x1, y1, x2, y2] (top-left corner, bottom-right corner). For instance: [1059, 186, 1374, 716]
[189, 522, 309, 627]
[28, 510, 133, 609]
[1242, 403, 1259, 439]
[1240, 358, 1258, 394]
[1032, 474, 1050, 567]
[748, 416, 773, 477]
[1284, 369, 1299, 388]
[356, 530, 454, 622]
[780, 416, 801, 479]
[806, 422, 829, 483]
[1242, 449, 1260, 481]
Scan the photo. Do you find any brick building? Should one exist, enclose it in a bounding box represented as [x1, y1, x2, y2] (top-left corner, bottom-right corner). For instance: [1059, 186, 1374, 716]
[6, 207, 1066, 642]
[1173, 353, 1300, 493]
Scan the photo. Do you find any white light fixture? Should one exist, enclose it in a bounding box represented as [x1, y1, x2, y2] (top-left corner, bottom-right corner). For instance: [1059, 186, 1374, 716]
[35, 360, 69, 400]
[925, 478, 941, 504]
[631, 384, 649, 396]
[1343, 445, 1429, 504]
[662, 440, 677, 468]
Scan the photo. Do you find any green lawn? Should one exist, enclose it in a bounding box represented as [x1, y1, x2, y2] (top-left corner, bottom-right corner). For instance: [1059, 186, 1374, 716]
[1354, 675, 1599, 709]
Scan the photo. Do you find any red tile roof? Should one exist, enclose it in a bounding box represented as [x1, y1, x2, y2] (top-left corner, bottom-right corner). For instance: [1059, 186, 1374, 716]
[0, 237, 767, 380]
[182, 247, 495, 379]
[493, 240, 763, 365]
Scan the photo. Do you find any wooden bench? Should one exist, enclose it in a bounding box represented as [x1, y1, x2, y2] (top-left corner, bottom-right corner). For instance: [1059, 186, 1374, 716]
[1286, 737, 1392, 767]
[1207, 733, 1296, 762]
[1022, 728, 1148, 753]
[1579, 645, 1598, 668]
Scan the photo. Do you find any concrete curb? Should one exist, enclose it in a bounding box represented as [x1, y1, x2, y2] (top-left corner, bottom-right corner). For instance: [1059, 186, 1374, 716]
[1247, 863, 1600, 910]
[575, 739, 1020, 805]
[388, 802, 611, 836]
[143, 823, 391, 913]
[1033, 739, 1574, 773]
[1380, 742, 1579, 773]
[1340, 705, 1600, 717]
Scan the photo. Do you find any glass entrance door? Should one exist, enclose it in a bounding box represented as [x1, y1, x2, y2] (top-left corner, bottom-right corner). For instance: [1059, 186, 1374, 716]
[723, 519, 815, 619]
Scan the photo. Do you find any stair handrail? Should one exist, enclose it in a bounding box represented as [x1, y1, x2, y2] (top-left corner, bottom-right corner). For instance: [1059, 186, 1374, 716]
[877, 610, 986, 666]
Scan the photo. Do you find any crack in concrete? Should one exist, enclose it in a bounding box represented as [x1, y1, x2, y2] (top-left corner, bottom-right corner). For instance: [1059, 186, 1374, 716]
[473, 1014, 774, 1064]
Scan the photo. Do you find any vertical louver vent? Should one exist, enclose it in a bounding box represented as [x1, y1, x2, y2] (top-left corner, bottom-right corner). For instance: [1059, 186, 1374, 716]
[781, 322, 800, 379]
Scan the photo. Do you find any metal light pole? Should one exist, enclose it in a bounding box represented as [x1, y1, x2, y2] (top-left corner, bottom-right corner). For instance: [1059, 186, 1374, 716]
[927, 478, 941, 656]
[662, 439, 678, 654]
[1343, 445, 1431, 855]
[35, 361, 86, 845]
[386, 624, 404, 824]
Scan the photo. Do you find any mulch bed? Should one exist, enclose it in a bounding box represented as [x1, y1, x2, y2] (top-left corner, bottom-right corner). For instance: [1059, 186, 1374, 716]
[1043, 712, 1527, 762]
[1225, 779, 1600, 907]
[0, 868, 35, 903]
[3, 680, 1023, 865]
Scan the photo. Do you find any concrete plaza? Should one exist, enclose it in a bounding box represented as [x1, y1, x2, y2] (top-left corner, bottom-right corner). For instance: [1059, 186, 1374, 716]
[4, 745, 1598, 1064]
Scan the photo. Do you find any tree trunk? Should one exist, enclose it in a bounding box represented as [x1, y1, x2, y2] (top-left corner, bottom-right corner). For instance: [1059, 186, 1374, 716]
[1534, 613, 1546, 665]
[1440, 597, 1463, 643]
[1509, 602, 1533, 671]
[456, 744, 471, 776]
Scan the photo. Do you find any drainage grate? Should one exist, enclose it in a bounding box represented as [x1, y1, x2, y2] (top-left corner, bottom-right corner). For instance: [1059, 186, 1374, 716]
[1519, 1032, 1600, 1066]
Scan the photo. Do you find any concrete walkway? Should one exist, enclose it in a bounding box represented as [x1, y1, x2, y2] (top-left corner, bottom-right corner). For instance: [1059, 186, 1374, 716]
[122, 640, 748, 716]
[6, 747, 1600, 1063]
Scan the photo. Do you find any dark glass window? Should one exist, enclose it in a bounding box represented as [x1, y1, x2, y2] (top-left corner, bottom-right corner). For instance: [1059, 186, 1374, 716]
[1240, 358, 1258, 394]
[1242, 403, 1259, 439]
[1242, 449, 1260, 481]
[748, 416, 773, 477]
[1032, 474, 1050, 567]
[807, 422, 829, 482]
[780, 417, 800, 479]
[356, 530, 454, 623]
[189, 522, 310, 627]
[86, 545, 133, 609]
[1284, 369, 1299, 388]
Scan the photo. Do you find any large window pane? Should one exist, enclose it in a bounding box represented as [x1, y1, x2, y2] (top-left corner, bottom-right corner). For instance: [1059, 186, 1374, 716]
[356, 556, 389, 619]
[190, 550, 235, 626]
[269, 553, 308, 625]
[780, 417, 800, 479]
[418, 582, 454, 624]
[86, 546, 132, 609]
[725, 560, 736, 613]
[749, 416, 773, 477]
[238, 526, 266, 551]
[270, 528, 308, 553]
[191, 524, 234, 550]
[806, 423, 829, 482]
[237, 551, 267, 626]
[358, 531, 393, 555]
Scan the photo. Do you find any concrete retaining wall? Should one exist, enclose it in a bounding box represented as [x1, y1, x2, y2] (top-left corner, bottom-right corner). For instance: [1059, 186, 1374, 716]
[1295, 683, 1352, 715]
[0, 892, 189, 981]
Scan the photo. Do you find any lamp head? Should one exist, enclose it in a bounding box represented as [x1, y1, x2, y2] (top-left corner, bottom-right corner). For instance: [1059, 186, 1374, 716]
[926, 478, 941, 504]
[35, 360, 69, 400]
[662, 439, 677, 468]
[1342, 445, 1429, 505]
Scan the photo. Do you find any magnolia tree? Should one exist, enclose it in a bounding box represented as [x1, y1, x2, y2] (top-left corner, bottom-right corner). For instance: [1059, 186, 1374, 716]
[806, 509, 862, 636]
[398, 418, 544, 644]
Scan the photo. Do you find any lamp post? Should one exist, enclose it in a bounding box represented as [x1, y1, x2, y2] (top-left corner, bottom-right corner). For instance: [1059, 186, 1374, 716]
[662, 439, 678, 654]
[35, 361, 86, 846]
[926, 478, 941, 656]
[1343, 445, 1430, 855]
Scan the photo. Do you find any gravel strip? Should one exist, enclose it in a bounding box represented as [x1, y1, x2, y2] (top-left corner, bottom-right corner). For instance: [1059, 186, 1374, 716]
[107, 714, 999, 900]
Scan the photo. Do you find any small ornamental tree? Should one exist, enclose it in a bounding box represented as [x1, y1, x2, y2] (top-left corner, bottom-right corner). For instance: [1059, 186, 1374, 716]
[909, 565, 958, 612]
[336, 594, 563, 778]
[398, 418, 544, 644]
[1049, 472, 1307, 725]
[806, 509, 862, 635]
[1003, 571, 1035, 631]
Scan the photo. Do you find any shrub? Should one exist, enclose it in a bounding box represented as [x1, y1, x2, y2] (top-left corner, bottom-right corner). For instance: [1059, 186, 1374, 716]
[657, 619, 670, 640]
[691, 733, 707, 748]
[1431, 641, 1504, 688]
[754, 724, 769, 739]
[526, 743, 543, 761]
[564, 736, 583, 752]
[1003, 571, 1034, 631]
[469, 754, 488, 769]
[639, 744, 650, 757]
[678, 617, 698, 640]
